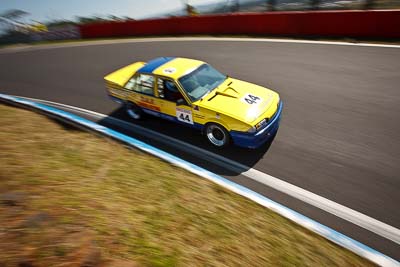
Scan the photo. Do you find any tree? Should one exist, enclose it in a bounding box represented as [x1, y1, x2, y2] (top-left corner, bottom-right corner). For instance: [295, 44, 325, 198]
[0, 9, 30, 34]
[0, 9, 29, 20]
[230, 0, 240, 12]
[364, 0, 374, 9]
[267, 0, 276, 11]
[310, 0, 320, 10]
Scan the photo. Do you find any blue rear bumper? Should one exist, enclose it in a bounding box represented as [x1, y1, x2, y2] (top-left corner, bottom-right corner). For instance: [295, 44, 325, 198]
[230, 101, 283, 149]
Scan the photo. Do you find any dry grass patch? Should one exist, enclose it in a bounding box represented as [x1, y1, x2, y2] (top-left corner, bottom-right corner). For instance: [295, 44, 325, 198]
[0, 104, 374, 266]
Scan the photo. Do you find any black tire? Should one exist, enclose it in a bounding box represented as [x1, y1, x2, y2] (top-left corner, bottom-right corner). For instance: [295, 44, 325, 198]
[205, 123, 230, 148]
[125, 102, 143, 120]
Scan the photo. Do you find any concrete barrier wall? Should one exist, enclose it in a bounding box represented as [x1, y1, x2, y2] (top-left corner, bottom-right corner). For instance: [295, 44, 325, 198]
[79, 10, 400, 39]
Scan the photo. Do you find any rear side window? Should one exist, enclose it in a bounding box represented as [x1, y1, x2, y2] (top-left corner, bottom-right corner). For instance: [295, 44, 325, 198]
[125, 74, 154, 96]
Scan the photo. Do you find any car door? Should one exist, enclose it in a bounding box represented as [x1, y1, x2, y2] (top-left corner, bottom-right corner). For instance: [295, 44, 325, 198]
[156, 76, 196, 127]
[125, 73, 162, 117]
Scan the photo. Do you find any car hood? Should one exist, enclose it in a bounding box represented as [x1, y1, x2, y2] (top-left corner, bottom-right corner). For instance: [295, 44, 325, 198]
[196, 78, 280, 124]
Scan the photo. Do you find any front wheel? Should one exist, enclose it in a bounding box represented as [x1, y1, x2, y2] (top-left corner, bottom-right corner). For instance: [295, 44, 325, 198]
[125, 102, 142, 120]
[205, 123, 230, 148]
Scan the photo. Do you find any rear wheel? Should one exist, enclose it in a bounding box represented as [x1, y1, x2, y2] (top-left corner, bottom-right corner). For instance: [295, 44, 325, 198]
[205, 123, 230, 148]
[125, 102, 142, 120]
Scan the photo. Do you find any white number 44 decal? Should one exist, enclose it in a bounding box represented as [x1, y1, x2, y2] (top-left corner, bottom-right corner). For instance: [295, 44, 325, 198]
[176, 108, 193, 124]
[242, 94, 262, 105]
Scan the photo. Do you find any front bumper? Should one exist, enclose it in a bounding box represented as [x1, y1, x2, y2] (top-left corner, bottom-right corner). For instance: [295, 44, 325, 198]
[230, 101, 283, 149]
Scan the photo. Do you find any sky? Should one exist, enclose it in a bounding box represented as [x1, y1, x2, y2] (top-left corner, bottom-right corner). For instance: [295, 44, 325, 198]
[0, 0, 222, 23]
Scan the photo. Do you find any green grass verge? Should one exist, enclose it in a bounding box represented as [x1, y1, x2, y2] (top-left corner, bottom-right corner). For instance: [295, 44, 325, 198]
[0, 104, 374, 266]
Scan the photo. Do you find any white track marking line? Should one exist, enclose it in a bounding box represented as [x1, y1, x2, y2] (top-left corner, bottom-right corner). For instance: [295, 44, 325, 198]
[17, 95, 400, 245]
[242, 168, 400, 245]
[0, 37, 399, 54]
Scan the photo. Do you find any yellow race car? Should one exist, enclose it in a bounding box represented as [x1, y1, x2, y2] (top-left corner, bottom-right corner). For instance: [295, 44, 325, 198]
[104, 57, 282, 148]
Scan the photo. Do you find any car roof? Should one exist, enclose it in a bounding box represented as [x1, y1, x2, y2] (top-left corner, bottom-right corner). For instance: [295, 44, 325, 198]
[137, 57, 205, 80]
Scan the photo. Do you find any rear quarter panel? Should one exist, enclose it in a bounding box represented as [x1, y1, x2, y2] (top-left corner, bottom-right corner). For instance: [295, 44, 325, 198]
[104, 62, 145, 87]
[104, 62, 145, 102]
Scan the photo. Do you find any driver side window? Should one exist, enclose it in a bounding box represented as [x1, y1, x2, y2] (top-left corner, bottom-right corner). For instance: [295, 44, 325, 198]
[157, 77, 184, 103]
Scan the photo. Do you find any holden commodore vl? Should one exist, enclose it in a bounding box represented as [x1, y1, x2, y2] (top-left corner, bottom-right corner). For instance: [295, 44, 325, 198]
[104, 57, 282, 148]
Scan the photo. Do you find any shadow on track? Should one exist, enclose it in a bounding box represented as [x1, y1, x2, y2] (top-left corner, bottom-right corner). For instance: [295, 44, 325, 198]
[97, 106, 277, 176]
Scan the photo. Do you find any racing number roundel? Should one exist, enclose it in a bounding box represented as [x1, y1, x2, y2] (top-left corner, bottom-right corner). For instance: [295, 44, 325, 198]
[163, 67, 176, 74]
[176, 108, 193, 125]
[242, 94, 262, 105]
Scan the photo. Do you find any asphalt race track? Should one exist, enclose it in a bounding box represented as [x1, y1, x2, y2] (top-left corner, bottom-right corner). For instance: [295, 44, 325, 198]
[1, 39, 399, 260]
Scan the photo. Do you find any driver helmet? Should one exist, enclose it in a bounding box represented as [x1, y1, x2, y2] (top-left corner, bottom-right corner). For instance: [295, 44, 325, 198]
[165, 81, 178, 92]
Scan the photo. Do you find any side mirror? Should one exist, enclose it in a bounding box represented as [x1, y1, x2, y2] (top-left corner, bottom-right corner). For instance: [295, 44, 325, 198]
[176, 98, 187, 106]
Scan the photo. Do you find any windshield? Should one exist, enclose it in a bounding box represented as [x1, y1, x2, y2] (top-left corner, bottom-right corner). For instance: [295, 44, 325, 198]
[178, 64, 226, 102]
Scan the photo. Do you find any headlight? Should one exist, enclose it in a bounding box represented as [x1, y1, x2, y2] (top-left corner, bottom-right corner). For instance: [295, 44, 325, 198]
[248, 118, 268, 133]
[248, 126, 257, 133]
[256, 118, 268, 130]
